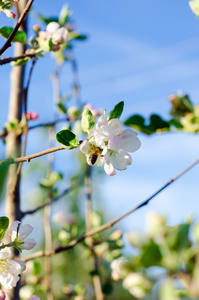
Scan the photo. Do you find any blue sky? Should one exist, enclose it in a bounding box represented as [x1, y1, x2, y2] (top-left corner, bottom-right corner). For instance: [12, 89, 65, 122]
[0, 1, 199, 244]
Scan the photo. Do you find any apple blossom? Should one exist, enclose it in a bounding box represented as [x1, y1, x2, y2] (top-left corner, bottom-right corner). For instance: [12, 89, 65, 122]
[10, 221, 36, 251]
[80, 113, 141, 176]
[0, 248, 24, 289]
[36, 22, 68, 52]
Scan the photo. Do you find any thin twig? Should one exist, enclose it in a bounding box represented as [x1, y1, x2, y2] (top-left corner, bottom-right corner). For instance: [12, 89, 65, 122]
[0, 0, 35, 56]
[0, 118, 69, 140]
[29, 118, 69, 130]
[21, 177, 82, 217]
[0, 53, 37, 65]
[22, 157, 199, 262]
[0, 146, 65, 166]
[85, 166, 104, 300]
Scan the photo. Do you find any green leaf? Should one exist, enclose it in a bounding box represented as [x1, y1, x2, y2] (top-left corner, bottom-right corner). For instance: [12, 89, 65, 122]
[166, 223, 191, 252]
[81, 108, 95, 134]
[140, 242, 162, 267]
[124, 114, 170, 135]
[170, 94, 194, 119]
[0, 217, 9, 240]
[102, 283, 113, 295]
[33, 261, 42, 276]
[0, 27, 26, 44]
[169, 119, 183, 129]
[11, 57, 30, 66]
[57, 103, 67, 114]
[108, 101, 124, 120]
[56, 129, 79, 149]
[59, 4, 71, 26]
[37, 16, 59, 24]
[40, 172, 63, 188]
[68, 31, 88, 42]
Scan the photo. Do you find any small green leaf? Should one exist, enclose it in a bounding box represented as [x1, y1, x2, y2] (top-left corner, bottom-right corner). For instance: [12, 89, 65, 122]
[140, 242, 162, 267]
[68, 31, 88, 41]
[37, 15, 59, 24]
[124, 114, 170, 135]
[33, 261, 42, 276]
[40, 172, 63, 188]
[0, 217, 9, 240]
[11, 57, 30, 66]
[59, 4, 71, 26]
[108, 101, 124, 120]
[81, 108, 95, 134]
[0, 27, 26, 44]
[57, 103, 67, 114]
[56, 129, 78, 149]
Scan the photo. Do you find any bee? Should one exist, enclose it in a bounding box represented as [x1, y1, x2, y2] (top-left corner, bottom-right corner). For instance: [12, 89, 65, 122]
[87, 147, 103, 165]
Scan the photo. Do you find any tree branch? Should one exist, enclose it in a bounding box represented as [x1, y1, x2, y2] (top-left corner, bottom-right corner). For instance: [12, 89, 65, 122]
[0, 0, 35, 56]
[0, 146, 65, 166]
[21, 176, 82, 217]
[22, 157, 199, 262]
[0, 53, 37, 65]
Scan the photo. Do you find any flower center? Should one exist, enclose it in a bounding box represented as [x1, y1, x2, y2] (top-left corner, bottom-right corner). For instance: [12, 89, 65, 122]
[0, 260, 9, 273]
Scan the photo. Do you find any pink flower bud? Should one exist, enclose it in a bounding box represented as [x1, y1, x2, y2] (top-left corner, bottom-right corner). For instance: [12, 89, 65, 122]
[4, 9, 16, 19]
[30, 112, 38, 120]
[33, 25, 40, 33]
[168, 94, 177, 102]
[53, 45, 61, 51]
[26, 112, 38, 120]
[0, 290, 6, 300]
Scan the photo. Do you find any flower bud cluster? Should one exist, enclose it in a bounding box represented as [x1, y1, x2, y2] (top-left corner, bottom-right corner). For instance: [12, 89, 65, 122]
[26, 111, 38, 121]
[35, 22, 68, 52]
[80, 113, 141, 176]
[0, 0, 19, 19]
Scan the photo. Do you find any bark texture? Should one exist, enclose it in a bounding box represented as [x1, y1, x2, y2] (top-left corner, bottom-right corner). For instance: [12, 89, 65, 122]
[5, 1, 27, 299]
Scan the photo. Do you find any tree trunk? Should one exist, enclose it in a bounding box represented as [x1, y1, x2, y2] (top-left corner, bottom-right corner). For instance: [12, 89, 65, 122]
[4, 1, 27, 299]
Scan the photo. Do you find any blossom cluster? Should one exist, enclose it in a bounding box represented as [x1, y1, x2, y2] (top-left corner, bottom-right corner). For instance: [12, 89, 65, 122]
[80, 113, 141, 176]
[0, 221, 36, 290]
[35, 22, 68, 52]
[0, 0, 19, 19]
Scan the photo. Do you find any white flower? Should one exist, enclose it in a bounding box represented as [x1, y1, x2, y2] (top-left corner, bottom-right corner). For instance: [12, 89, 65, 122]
[80, 114, 141, 176]
[10, 221, 36, 251]
[37, 22, 68, 51]
[0, 248, 24, 289]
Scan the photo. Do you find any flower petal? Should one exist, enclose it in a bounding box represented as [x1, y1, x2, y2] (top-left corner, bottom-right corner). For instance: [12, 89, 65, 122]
[0, 248, 11, 260]
[98, 125, 115, 140]
[15, 260, 26, 272]
[20, 238, 36, 250]
[10, 221, 20, 241]
[119, 150, 132, 165]
[121, 130, 141, 152]
[104, 163, 116, 176]
[46, 22, 60, 35]
[80, 140, 90, 154]
[110, 152, 127, 170]
[96, 156, 104, 167]
[108, 119, 123, 135]
[18, 224, 33, 241]
[108, 136, 124, 151]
